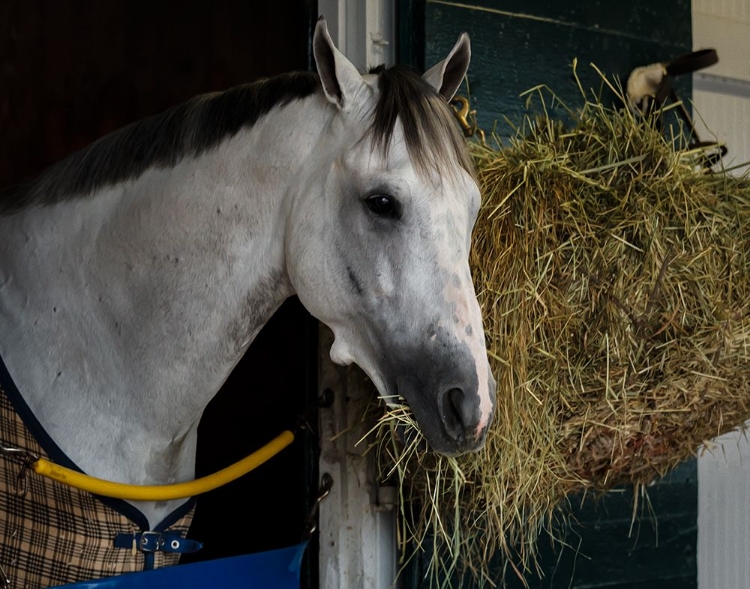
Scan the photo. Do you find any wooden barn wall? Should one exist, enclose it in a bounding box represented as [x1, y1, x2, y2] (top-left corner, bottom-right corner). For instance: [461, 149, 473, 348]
[399, 1, 697, 588]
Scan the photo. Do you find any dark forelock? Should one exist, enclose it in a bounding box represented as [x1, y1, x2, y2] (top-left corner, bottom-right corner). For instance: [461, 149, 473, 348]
[369, 65, 473, 179]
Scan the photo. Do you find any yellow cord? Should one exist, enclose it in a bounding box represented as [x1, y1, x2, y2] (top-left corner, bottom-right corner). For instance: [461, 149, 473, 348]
[32, 430, 295, 501]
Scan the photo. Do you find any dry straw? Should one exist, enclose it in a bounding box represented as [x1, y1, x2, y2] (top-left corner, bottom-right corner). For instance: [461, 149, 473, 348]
[365, 65, 750, 588]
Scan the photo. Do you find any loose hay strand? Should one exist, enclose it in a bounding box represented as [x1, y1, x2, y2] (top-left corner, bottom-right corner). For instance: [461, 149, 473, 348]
[366, 66, 750, 588]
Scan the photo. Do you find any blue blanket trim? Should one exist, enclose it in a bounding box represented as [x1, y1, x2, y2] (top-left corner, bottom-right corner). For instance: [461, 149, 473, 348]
[114, 530, 203, 554]
[56, 541, 310, 589]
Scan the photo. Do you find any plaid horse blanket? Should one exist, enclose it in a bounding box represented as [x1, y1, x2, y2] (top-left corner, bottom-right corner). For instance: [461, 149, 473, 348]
[0, 384, 196, 589]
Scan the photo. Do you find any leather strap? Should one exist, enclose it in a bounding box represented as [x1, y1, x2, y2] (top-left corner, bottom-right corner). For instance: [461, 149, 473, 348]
[644, 48, 726, 168]
[114, 531, 203, 554]
[655, 49, 719, 103]
[665, 48, 718, 77]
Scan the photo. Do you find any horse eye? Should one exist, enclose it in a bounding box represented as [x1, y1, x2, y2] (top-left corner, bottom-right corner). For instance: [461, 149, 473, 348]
[366, 194, 401, 219]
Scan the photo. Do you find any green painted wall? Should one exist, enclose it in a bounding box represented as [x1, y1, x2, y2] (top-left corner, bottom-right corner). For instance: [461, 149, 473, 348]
[421, 0, 692, 139]
[404, 461, 697, 588]
[399, 1, 697, 587]
[501, 461, 697, 588]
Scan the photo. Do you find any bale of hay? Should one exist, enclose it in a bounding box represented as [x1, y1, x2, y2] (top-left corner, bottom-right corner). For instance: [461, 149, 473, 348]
[368, 68, 750, 588]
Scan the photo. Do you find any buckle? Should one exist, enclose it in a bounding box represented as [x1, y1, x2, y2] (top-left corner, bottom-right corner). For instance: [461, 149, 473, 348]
[138, 531, 163, 553]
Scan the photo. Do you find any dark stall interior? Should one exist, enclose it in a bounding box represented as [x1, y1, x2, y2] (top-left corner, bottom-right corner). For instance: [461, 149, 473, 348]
[0, 1, 319, 586]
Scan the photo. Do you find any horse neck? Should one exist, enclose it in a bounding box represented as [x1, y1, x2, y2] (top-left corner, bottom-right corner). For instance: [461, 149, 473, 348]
[0, 94, 331, 524]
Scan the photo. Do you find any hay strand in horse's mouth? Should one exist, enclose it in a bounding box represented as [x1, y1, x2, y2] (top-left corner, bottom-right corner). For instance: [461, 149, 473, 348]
[363, 64, 750, 588]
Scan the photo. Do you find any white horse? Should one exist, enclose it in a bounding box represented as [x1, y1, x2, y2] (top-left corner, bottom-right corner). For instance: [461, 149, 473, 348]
[0, 18, 495, 540]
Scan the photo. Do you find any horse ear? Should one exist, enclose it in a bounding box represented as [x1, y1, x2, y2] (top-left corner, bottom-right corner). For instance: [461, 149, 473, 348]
[422, 33, 471, 102]
[313, 17, 367, 110]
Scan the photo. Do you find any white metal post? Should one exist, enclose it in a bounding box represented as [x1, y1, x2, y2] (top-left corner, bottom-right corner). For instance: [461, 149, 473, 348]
[313, 4, 400, 587]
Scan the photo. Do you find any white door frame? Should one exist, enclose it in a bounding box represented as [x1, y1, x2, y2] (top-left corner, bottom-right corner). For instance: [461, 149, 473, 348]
[315, 6, 399, 589]
[692, 2, 750, 588]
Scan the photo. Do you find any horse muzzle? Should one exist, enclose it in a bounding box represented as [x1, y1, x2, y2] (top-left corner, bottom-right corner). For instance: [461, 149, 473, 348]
[395, 362, 496, 456]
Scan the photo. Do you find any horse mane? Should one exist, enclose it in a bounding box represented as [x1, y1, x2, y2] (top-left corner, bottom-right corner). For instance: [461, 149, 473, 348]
[0, 65, 471, 215]
[0, 72, 320, 214]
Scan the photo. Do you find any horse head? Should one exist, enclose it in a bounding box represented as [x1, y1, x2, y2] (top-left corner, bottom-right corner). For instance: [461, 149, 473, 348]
[286, 18, 496, 456]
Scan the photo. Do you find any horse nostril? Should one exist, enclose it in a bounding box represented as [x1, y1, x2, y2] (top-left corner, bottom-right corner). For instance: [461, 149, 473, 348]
[440, 387, 476, 441]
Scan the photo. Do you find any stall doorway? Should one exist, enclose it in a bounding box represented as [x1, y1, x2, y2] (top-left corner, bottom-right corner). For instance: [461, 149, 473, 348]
[0, 1, 319, 585]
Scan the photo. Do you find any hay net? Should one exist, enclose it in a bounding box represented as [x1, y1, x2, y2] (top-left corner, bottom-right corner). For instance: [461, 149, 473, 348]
[367, 65, 750, 588]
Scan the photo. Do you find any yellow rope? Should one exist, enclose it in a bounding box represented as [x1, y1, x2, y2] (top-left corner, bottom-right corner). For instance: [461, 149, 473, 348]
[31, 430, 295, 501]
